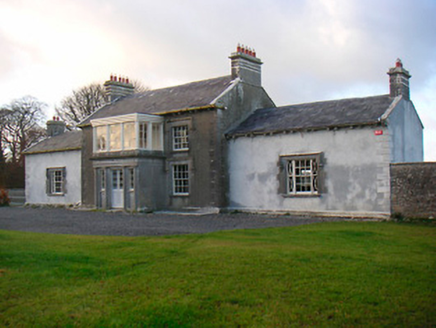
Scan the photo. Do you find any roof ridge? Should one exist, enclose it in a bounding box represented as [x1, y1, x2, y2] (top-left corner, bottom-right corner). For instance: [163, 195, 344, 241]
[139, 75, 232, 94]
[275, 94, 391, 110]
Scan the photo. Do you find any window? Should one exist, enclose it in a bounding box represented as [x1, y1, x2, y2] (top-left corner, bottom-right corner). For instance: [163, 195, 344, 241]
[101, 169, 106, 191]
[109, 124, 121, 150]
[123, 122, 136, 149]
[172, 125, 189, 150]
[279, 153, 321, 196]
[152, 123, 162, 150]
[46, 168, 65, 195]
[128, 168, 135, 191]
[92, 115, 163, 152]
[139, 123, 147, 149]
[96, 126, 107, 151]
[173, 164, 189, 195]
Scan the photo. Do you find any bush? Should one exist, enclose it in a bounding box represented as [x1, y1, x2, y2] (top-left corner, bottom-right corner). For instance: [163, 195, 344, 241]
[0, 189, 10, 206]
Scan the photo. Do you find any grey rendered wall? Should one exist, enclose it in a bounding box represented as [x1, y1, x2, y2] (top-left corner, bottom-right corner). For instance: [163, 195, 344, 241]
[387, 99, 423, 163]
[81, 126, 95, 206]
[391, 162, 436, 218]
[216, 82, 275, 133]
[93, 153, 166, 211]
[25, 150, 82, 205]
[164, 110, 220, 209]
[137, 156, 167, 210]
[228, 126, 391, 217]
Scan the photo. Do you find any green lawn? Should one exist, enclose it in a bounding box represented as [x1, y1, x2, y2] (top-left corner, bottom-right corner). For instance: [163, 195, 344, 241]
[1, 221, 435, 327]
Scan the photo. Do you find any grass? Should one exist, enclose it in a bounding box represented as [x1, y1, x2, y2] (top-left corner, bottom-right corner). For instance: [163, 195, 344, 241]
[1, 221, 435, 327]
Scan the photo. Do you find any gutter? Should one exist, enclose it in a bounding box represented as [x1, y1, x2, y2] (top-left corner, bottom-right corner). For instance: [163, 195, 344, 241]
[226, 121, 384, 139]
[24, 147, 82, 155]
[155, 104, 220, 116]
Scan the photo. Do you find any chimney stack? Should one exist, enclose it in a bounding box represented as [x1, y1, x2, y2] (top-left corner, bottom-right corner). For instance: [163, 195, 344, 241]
[229, 44, 263, 86]
[104, 74, 135, 102]
[387, 59, 411, 100]
[47, 117, 66, 137]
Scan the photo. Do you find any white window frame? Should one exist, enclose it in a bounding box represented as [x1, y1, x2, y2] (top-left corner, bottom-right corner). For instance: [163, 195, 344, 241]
[287, 157, 319, 195]
[172, 125, 189, 151]
[139, 123, 147, 149]
[172, 163, 189, 196]
[52, 170, 63, 194]
[101, 169, 106, 191]
[47, 167, 65, 196]
[128, 167, 135, 191]
[91, 114, 164, 153]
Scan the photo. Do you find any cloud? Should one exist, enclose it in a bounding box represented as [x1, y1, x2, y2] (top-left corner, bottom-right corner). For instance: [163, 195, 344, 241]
[0, 0, 435, 159]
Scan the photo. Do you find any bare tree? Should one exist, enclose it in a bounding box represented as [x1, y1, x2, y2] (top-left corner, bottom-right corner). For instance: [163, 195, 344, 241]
[0, 109, 11, 187]
[55, 83, 108, 127]
[2, 96, 46, 166]
[56, 80, 149, 126]
[130, 79, 149, 93]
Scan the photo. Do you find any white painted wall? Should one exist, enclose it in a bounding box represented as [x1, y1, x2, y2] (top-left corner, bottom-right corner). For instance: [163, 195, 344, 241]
[228, 127, 392, 217]
[25, 150, 81, 205]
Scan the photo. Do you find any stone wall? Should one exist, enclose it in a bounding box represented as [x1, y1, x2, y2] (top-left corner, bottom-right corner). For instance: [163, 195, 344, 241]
[390, 162, 436, 218]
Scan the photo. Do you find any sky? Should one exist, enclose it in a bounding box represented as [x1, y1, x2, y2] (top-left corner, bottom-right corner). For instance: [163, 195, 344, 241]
[1, 0, 435, 160]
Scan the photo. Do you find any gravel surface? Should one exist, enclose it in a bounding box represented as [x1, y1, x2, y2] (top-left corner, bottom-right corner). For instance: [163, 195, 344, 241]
[0, 206, 342, 236]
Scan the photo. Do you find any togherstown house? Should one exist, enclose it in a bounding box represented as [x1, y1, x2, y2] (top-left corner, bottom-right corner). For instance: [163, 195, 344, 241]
[24, 46, 423, 218]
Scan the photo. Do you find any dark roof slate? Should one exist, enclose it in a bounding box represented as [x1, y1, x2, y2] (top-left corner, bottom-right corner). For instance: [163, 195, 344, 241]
[81, 75, 233, 125]
[24, 130, 82, 154]
[228, 95, 395, 136]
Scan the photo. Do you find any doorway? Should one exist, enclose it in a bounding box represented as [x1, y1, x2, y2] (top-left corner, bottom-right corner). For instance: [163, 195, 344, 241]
[111, 169, 124, 208]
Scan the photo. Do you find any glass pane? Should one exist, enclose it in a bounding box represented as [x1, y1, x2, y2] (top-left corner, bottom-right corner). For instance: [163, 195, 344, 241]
[129, 168, 134, 190]
[112, 170, 118, 189]
[173, 164, 189, 194]
[119, 170, 123, 188]
[110, 124, 121, 150]
[152, 124, 162, 150]
[101, 169, 106, 190]
[173, 125, 189, 150]
[96, 126, 106, 151]
[52, 170, 63, 193]
[139, 123, 147, 149]
[124, 123, 136, 149]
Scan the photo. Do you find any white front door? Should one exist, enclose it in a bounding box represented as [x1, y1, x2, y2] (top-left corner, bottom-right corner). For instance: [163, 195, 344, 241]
[112, 169, 124, 208]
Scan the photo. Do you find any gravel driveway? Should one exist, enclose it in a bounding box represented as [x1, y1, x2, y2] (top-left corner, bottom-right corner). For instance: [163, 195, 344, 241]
[0, 206, 339, 236]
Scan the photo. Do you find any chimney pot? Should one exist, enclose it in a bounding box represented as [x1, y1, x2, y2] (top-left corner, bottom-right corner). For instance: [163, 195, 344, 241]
[229, 44, 263, 86]
[47, 118, 66, 137]
[388, 58, 411, 100]
[104, 73, 135, 102]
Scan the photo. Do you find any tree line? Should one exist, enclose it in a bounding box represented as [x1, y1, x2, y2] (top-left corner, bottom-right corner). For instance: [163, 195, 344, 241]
[1, 81, 146, 188]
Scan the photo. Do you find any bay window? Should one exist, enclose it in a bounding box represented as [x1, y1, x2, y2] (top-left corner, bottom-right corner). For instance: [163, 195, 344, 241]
[92, 114, 163, 152]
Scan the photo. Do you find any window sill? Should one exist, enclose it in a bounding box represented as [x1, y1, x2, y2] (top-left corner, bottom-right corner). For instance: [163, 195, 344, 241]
[47, 193, 65, 197]
[172, 193, 190, 197]
[281, 193, 321, 198]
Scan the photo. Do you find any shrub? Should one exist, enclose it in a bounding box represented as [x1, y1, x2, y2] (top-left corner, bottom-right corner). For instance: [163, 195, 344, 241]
[0, 189, 10, 206]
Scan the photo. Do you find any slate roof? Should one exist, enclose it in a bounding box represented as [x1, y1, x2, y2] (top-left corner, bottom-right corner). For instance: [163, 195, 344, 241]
[228, 95, 396, 136]
[23, 130, 82, 154]
[80, 75, 234, 125]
